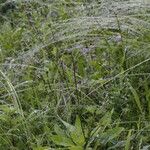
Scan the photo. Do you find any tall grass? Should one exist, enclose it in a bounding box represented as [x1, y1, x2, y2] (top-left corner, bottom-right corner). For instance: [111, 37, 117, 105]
[0, 0, 150, 149]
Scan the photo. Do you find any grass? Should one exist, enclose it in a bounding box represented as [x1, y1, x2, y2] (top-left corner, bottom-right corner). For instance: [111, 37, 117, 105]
[0, 0, 150, 149]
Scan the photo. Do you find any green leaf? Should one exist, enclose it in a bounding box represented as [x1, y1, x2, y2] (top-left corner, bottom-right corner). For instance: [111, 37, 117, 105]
[90, 109, 113, 137]
[144, 81, 150, 118]
[129, 84, 143, 114]
[90, 124, 102, 140]
[70, 116, 85, 146]
[54, 124, 66, 137]
[69, 146, 84, 150]
[99, 109, 114, 126]
[51, 47, 57, 56]
[107, 141, 125, 150]
[32, 146, 51, 150]
[50, 135, 75, 147]
[88, 110, 114, 145]
[99, 127, 124, 145]
[125, 129, 132, 150]
[59, 117, 75, 132]
[86, 105, 102, 114]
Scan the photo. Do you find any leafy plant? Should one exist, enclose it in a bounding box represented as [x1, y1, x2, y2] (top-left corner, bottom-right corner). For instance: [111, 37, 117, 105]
[50, 110, 124, 149]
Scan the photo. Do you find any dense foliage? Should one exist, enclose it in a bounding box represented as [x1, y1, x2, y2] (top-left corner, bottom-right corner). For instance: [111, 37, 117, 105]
[0, 0, 150, 149]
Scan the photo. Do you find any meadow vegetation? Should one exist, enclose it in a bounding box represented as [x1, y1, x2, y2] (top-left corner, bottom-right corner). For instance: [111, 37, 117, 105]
[0, 0, 150, 149]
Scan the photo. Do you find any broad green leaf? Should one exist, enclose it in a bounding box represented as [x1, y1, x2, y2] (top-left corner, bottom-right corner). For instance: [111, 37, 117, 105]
[69, 146, 84, 150]
[70, 116, 85, 146]
[50, 135, 74, 147]
[33, 146, 51, 150]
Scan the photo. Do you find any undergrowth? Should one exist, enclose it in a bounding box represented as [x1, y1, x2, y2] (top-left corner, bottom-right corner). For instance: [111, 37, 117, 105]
[0, 0, 150, 149]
